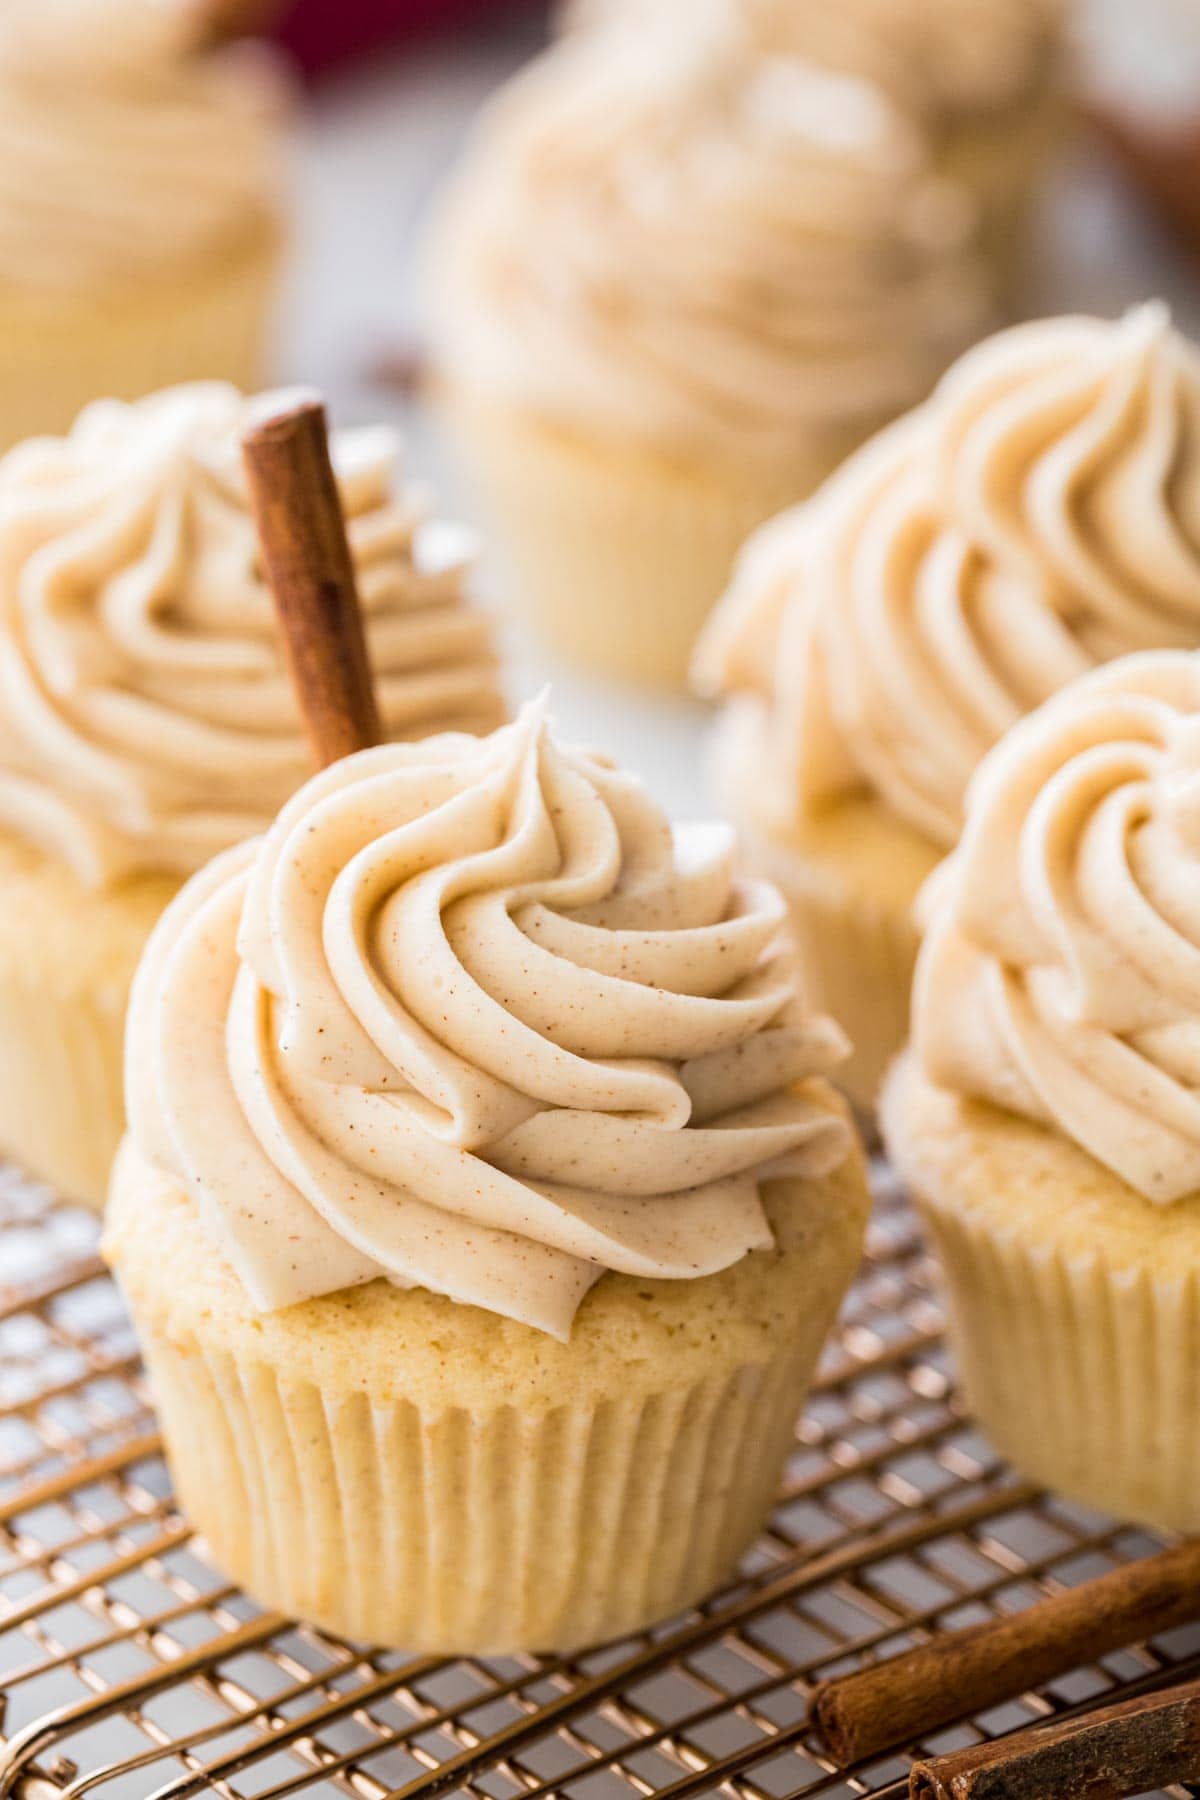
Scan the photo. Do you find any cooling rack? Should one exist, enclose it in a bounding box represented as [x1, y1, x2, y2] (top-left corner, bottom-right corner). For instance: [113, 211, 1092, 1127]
[2, 1161, 1198, 1800]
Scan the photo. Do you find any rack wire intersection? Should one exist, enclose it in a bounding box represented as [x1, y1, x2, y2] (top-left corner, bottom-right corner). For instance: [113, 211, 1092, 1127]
[2, 1164, 1196, 1800]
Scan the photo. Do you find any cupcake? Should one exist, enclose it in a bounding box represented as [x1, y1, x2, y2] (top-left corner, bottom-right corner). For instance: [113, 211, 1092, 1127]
[104, 699, 870, 1652]
[426, 15, 991, 689]
[0, 383, 506, 1207]
[0, 0, 287, 452]
[882, 650, 1200, 1532]
[695, 305, 1200, 1118]
[559, 0, 1064, 280]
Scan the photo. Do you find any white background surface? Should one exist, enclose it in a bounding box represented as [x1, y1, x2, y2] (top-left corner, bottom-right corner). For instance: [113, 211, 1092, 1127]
[276, 15, 1200, 823]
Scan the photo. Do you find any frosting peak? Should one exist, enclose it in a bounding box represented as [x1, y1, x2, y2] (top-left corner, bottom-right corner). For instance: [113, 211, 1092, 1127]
[0, 383, 505, 885]
[697, 308, 1200, 850]
[913, 651, 1200, 1203]
[429, 19, 990, 458]
[127, 701, 851, 1337]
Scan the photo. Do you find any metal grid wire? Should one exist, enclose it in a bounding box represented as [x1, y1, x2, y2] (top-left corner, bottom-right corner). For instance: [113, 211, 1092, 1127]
[3, 1162, 1199, 1800]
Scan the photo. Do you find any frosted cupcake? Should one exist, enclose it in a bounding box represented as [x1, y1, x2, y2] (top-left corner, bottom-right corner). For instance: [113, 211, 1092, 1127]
[561, 0, 1063, 278]
[696, 306, 1200, 1117]
[426, 16, 990, 688]
[105, 699, 870, 1652]
[883, 651, 1200, 1532]
[0, 383, 505, 1207]
[0, 0, 287, 452]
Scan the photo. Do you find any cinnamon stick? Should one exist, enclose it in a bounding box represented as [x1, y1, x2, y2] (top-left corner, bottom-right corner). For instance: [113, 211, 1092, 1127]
[812, 1538, 1200, 1765]
[242, 392, 381, 769]
[910, 1675, 1200, 1800]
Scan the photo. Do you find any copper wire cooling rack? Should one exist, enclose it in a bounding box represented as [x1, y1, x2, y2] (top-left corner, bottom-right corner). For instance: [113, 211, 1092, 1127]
[3, 1165, 1199, 1800]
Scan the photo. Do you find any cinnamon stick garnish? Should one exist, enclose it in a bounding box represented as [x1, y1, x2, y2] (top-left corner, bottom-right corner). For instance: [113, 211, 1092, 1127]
[812, 1538, 1200, 1765]
[242, 393, 381, 769]
[910, 1675, 1200, 1800]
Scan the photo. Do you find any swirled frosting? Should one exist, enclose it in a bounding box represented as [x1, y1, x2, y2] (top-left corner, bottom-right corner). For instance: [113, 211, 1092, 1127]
[696, 306, 1200, 849]
[0, 383, 505, 887]
[0, 0, 285, 298]
[912, 650, 1200, 1203]
[126, 700, 852, 1336]
[562, 0, 1059, 120]
[429, 19, 990, 459]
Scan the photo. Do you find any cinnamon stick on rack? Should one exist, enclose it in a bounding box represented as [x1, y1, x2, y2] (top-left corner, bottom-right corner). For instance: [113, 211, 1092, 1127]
[910, 1675, 1200, 1800]
[242, 393, 381, 768]
[812, 1537, 1200, 1765]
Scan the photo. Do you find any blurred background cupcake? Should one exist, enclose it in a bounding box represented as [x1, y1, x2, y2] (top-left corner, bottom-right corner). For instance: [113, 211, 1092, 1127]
[0, 0, 289, 452]
[423, 11, 994, 689]
[560, 0, 1066, 287]
[0, 382, 505, 1208]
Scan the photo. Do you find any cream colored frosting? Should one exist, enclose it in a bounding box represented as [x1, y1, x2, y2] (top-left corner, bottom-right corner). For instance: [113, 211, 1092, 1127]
[430, 20, 989, 459]
[697, 306, 1200, 850]
[562, 0, 1059, 120]
[0, 383, 505, 887]
[912, 650, 1200, 1203]
[0, 0, 285, 298]
[126, 700, 852, 1337]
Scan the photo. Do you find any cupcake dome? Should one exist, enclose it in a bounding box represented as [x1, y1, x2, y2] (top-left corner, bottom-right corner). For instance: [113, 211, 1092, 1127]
[696, 306, 1200, 1111]
[884, 649, 1200, 1528]
[108, 701, 869, 1648]
[0, 0, 288, 446]
[0, 382, 505, 1207]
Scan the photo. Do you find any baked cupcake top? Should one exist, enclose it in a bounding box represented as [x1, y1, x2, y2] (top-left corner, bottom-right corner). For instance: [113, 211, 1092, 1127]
[912, 649, 1200, 1203]
[696, 306, 1200, 849]
[126, 699, 853, 1337]
[428, 18, 989, 461]
[0, 0, 285, 301]
[564, 0, 1059, 123]
[0, 383, 505, 886]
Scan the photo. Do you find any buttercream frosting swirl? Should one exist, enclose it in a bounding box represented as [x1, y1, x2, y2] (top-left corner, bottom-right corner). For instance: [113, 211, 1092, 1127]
[0, 0, 285, 298]
[913, 650, 1200, 1203]
[563, 0, 1059, 119]
[696, 306, 1200, 849]
[126, 701, 852, 1337]
[0, 383, 505, 886]
[429, 19, 989, 459]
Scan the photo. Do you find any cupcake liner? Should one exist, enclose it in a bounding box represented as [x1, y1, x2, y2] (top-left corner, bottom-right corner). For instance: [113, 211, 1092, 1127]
[0, 971, 128, 1209]
[882, 1059, 1200, 1534]
[0, 834, 177, 1208]
[917, 1189, 1200, 1531]
[108, 1141, 870, 1653]
[136, 1319, 814, 1652]
[0, 227, 283, 454]
[439, 390, 864, 690]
